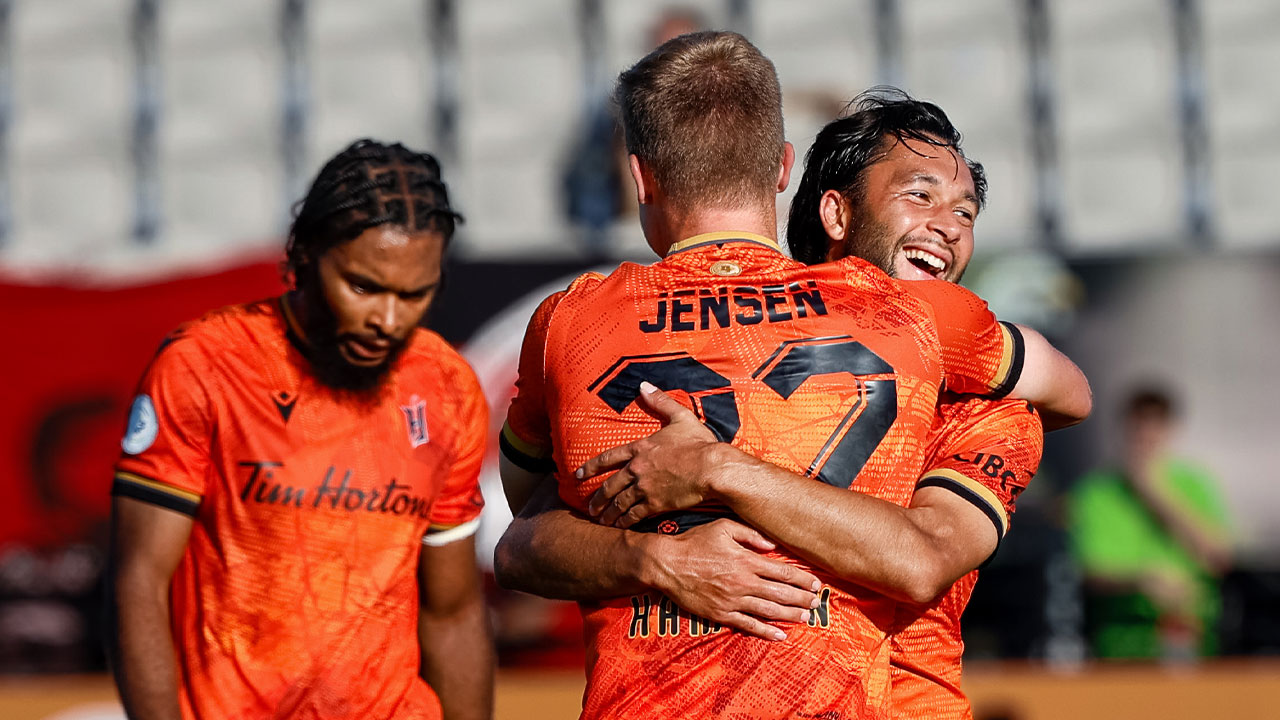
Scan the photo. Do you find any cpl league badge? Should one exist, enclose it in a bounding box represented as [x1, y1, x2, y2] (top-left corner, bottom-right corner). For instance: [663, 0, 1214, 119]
[122, 394, 159, 455]
[400, 395, 430, 448]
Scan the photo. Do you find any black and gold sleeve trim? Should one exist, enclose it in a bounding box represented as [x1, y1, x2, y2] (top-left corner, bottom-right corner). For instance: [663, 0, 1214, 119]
[917, 468, 1008, 563]
[988, 321, 1026, 398]
[112, 471, 202, 517]
[499, 422, 556, 474]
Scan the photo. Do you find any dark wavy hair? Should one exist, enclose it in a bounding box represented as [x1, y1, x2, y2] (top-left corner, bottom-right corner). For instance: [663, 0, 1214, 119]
[284, 139, 462, 281]
[786, 87, 986, 265]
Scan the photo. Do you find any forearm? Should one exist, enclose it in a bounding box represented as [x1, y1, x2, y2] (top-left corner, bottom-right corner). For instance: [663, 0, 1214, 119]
[706, 446, 959, 603]
[494, 506, 656, 600]
[419, 599, 494, 720]
[108, 572, 181, 720]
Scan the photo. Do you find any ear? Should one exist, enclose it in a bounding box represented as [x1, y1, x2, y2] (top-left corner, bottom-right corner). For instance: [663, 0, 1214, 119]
[819, 189, 852, 261]
[628, 154, 653, 205]
[776, 142, 796, 193]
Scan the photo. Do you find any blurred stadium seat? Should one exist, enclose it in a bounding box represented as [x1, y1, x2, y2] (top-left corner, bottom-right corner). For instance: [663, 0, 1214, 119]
[1204, 0, 1280, 249]
[1053, 0, 1185, 252]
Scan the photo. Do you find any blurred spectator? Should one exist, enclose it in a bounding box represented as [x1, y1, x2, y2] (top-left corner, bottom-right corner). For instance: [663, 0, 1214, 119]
[559, 8, 705, 254]
[1067, 385, 1232, 661]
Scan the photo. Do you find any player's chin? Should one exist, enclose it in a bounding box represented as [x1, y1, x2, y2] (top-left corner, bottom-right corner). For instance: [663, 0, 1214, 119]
[310, 340, 401, 392]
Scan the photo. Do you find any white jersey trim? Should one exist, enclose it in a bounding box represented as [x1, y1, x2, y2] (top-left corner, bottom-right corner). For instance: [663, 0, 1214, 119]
[421, 517, 481, 547]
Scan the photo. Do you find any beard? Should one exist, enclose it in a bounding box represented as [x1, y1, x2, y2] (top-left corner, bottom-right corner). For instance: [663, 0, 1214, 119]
[294, 272, 408, 394]
[841, 203, 900, 277]
[840, 200, 966, 283]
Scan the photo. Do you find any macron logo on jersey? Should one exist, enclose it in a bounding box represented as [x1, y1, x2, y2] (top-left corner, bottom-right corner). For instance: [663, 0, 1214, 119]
[401, 395, 429, 448]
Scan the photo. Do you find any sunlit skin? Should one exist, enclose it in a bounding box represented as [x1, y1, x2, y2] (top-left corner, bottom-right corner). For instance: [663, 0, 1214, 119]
[822, 136, 978, 283]
[293, 225, 445, 368]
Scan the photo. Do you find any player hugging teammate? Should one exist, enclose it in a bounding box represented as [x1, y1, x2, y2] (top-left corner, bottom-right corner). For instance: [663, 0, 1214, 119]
[495, 31, 1089, 720]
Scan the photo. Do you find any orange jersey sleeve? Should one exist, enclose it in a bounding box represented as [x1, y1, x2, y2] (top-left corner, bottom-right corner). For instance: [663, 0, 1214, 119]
[899, 280, 1024, 398]
[889, 396, 1043, 719]
[423, 350, 489, 544]
[919, 395, 1044, 548]
[113, 327, 213, 515]
[500, 289, 566, 474]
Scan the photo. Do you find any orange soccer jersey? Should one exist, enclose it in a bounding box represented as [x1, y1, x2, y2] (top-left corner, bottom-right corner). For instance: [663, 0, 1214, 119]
[113, 297, 486, 720]
[502, 233, 1025, 720]
[889, 395, 1044, 719]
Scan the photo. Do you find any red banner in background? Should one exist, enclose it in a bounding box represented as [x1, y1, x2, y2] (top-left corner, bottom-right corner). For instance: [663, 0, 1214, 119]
[0, 259, 285, 549]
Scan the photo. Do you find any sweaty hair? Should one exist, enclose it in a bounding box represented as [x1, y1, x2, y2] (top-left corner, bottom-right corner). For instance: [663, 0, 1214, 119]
[284, 139, 462, 280]
[786, 87, 986, 265]
[614, 31, 785, 212]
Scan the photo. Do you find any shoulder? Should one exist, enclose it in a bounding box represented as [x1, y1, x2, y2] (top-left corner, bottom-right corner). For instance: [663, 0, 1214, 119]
[897, 279, 987, 315]
[147, 299, 277, 373]
[823, 256, 895, 289]
[566, 269, 610, 294]
[524, 269, 612, 323]
[402, 329, 481, 394]
[940, 394, 1038, 426]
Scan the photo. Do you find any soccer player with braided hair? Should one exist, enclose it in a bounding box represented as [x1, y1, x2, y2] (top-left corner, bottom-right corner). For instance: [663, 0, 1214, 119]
[107, 139, 492, 720]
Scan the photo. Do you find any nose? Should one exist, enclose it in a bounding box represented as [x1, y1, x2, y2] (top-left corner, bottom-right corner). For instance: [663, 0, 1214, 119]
[368, 295, 399, 337]
[926, 208, 964, 245]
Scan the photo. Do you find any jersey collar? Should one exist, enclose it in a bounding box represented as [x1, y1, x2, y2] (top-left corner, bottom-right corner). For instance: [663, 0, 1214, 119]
[665, 231, 782, 257]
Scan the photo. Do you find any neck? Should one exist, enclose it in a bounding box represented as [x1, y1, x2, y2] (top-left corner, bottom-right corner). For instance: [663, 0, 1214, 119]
[283, 289, 310, 344]
[643, 202, 779, 257]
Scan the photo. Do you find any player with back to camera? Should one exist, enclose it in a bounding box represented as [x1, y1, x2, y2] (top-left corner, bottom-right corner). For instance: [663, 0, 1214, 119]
[107, 140, 493, 720]
[501, 85, 1074, 720]
[495, 33, 1089, 719]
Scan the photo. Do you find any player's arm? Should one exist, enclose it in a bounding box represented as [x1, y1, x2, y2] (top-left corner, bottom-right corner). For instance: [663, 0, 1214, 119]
[498, 426, 553, 514]
[901, 280, 1092, 430]
[108, 335, 211, 720]
[498, 289, 566, 515]
[585, 385, 1026, 604]
[107, 497, 194, 720]
[494, 474, 821, 640]
[1005, 323, 1092, 431]
[418, 536, 493, 720]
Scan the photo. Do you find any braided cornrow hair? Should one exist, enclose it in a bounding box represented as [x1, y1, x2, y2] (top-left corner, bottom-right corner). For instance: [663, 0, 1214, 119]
[284, 139, 463, 280]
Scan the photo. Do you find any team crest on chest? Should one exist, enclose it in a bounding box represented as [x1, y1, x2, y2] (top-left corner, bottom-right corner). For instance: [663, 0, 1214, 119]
[400, 395, 430, 448]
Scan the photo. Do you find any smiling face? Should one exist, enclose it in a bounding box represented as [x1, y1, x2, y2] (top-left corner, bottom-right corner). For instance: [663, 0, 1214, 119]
[294, 224, 445, 391]
[824, 135, 978, 283]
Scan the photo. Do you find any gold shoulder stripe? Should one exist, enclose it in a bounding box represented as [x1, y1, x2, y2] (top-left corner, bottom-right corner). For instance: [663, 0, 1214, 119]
[500, 421, 551, 459]
[990, 324, 1015, 392]
[919, 468, 1009, 538]
[114, 471, 203, 504]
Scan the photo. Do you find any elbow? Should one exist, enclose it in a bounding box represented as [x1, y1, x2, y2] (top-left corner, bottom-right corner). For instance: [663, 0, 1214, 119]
[492, 521, 539, 594]
[891, 549, 955, 605]
[901, 567, 950, 605]
[1068, 376, 1094, 425]
[1038, 375, 1093, 431]
[491, 532, 519, 591]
